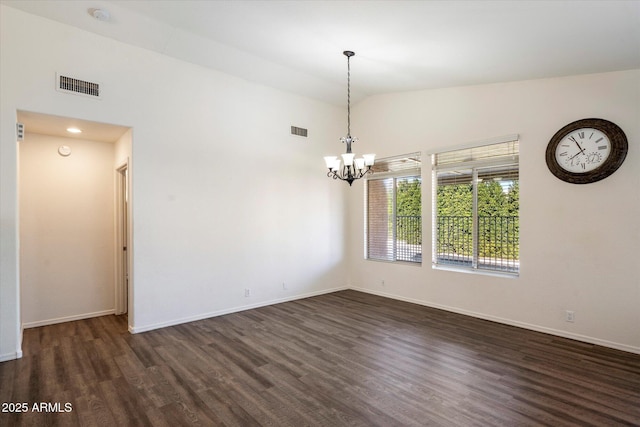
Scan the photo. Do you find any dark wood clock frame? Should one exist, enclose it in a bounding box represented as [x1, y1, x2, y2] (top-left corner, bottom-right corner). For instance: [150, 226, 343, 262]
[545, 118, 628, 184]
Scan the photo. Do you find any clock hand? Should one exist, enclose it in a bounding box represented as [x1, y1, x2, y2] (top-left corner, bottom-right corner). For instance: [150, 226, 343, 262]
[568, 151, 583, 161]
[569, 136, 586, 155]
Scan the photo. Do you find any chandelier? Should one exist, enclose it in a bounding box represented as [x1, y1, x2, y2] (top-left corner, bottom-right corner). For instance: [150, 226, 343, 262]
[324, 51, 375, 186]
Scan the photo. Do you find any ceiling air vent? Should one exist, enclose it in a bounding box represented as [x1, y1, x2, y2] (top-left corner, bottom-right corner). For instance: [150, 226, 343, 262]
[291, 126, 308, 137]
[56, 73, 102, 99]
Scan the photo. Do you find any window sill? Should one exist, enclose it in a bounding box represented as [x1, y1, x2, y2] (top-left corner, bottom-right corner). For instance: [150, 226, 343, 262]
[432, 264, 518, 278]
[366, 258, 422, 267]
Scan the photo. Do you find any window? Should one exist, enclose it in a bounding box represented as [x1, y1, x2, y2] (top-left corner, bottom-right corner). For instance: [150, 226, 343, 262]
[366, 153, 422, 264]
[432, 137, 519, 274]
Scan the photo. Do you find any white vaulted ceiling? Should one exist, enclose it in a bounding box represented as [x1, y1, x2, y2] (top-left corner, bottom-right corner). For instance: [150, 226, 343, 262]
[2, 0, 639, 105]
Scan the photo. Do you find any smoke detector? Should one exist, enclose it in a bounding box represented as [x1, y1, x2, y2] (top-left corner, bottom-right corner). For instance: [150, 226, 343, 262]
[89, 8, 111, 22]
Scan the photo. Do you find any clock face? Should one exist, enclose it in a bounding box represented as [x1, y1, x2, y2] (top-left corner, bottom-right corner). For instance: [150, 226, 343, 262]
[554, 128, 610, 173]
[546, 118, 628, 184]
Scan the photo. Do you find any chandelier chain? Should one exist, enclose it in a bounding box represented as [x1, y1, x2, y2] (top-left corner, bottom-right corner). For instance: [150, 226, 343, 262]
[347, 54, 351, 137]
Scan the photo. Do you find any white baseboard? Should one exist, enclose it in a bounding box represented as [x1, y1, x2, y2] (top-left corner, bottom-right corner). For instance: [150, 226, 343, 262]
[130, 286, 349, 334]
[22, 309, 116, 329]
[0, 350, 22, 362]
[352, 287, 640, 355]
[13, 287, 638, 356]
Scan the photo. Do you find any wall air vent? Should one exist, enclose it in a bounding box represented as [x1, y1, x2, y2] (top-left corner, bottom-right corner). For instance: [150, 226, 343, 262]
[291, 126, 308, 137]
[56, 73, 102, 99]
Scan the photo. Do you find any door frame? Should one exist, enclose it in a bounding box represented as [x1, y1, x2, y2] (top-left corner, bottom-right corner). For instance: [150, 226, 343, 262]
[115, 161, 130, 315]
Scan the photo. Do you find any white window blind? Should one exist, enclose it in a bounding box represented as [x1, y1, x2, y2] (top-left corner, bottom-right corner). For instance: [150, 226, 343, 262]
[367, 178, 395, 261]
[434, 140, 519, 168]
[371, 153, 421, 175]
[366, 153, 422, 263]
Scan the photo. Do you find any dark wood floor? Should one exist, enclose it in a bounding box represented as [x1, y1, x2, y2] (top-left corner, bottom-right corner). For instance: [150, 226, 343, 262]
[1, 290, 639, 426]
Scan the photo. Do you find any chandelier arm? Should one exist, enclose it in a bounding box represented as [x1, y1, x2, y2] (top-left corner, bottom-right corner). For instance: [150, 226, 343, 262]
[326, 164, 372, 185]
[356, 167, 372, 180]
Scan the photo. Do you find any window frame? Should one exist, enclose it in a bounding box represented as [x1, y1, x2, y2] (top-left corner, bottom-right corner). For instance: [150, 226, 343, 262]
[364, 153, 422, 265]
[430, 136, 519, 277]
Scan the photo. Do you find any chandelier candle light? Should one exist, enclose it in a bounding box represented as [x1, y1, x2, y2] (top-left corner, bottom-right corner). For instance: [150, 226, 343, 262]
[324, 51, 375, 186]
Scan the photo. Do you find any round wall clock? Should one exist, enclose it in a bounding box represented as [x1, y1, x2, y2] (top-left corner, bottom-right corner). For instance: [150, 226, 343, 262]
[545, 118, 628, 184]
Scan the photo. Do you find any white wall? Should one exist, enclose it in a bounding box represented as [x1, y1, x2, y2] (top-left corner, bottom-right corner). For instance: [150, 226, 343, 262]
[20, 134, 116, 326]
[348, 70, 640, 353]
[114, 128, 132, 168]
[0, 6, 348, 360]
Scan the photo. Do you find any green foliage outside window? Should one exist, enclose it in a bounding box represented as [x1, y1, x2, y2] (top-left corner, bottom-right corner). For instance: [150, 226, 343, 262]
[396, 178, 422, 245]
[436, 182, 473, 257]
[437, 180, 519, 260]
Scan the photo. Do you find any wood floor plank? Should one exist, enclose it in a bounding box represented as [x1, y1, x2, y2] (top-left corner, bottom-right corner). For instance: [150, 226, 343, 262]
[98, 377, 153, 427]
[1, 290, 639, 426]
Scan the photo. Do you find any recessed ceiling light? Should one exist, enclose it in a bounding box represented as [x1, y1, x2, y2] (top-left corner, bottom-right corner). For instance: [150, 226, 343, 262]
[66, 127, 82, 134]
[89, 8, 111, 22]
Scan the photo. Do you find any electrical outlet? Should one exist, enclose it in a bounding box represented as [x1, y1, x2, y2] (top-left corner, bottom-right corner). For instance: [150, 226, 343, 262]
[282, 282, 287, 290]
[244, 288, 251, 297]
[565, 310, 575, 322]
[381, 279, 385, 287]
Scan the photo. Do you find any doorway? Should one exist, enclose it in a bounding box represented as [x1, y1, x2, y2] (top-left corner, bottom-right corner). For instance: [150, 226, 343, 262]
[17, 110, 132, 328]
